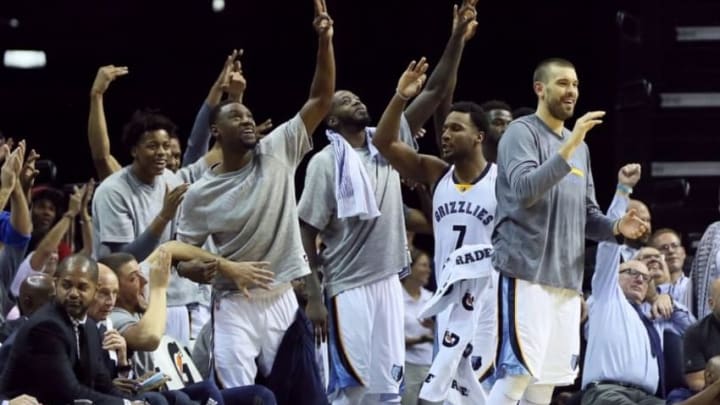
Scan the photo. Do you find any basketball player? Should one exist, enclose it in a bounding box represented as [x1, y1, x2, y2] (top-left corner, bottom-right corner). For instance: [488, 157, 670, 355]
[297, 3, 479, 404]
[372, 55, 498, 402]
[486, 58, 648, 405]
[175, 0, 335, 388]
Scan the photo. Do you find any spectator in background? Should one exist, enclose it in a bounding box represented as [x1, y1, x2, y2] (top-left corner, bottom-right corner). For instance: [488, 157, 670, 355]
[401, 250, 439, 405]
[651, 228, 693, 310]
[668, 356, 720, 405]
[684, 278, 720, 392]
[0, 141, 33, 318]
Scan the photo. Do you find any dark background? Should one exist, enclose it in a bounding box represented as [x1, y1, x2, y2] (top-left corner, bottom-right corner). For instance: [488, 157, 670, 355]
[1, 0, 718, 246]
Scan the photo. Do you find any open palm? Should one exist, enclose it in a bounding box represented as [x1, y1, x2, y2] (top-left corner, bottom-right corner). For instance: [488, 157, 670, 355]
[397, 57, 429, 100]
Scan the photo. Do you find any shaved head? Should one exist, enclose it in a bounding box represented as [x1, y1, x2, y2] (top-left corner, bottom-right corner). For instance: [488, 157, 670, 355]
[56, 254, 99, 282]
[19, 274, 55, 316]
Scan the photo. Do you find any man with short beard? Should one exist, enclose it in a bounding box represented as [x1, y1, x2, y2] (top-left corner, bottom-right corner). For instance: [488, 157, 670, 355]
[487, 58, 648, 405]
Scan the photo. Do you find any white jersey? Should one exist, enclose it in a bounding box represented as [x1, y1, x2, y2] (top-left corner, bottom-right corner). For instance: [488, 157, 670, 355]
[432, 163, 497, 278]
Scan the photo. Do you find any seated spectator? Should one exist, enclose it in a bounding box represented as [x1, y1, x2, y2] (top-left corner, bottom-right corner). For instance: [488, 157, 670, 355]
[582, 230, 694, 404]
[684, 278, 720, 392]
[101, 251, 276, 405]
[650, 228, 693, 310]
[0, 254, 146, 405]
[0, 274, 54, 342]
[668, 355, 720, 404]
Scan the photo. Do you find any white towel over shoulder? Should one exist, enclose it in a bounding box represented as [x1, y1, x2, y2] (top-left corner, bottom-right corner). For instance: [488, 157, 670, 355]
[326, 129, 381, 220]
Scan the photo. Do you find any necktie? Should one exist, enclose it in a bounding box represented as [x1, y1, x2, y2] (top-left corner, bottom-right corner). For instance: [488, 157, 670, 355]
[631, 302, 665, 397]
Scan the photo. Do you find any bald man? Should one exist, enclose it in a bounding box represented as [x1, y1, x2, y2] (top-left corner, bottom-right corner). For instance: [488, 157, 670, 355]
[0, 273, 54, 341]
[88, 263, 132, 379]
[668, 355, 720, 404]
[0, 274, 55, 368]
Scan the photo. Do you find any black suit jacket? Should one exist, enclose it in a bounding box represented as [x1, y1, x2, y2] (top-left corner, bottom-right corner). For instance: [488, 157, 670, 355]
[0, 302, 127, 405]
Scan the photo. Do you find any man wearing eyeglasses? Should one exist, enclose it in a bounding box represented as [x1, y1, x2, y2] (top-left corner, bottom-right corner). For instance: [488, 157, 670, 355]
[581, 232, 695, 404]
[650, 229, 693, 312]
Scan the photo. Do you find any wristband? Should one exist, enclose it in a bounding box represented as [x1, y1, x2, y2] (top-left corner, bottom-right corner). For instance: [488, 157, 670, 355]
[616, 183, 633, 195]
[396, 90, 410, 101]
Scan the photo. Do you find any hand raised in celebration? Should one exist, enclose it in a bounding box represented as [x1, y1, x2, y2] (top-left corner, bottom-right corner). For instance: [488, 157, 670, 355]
[160, 183, 189, 222]
[91, 65, 129, 96]
[19, 148, 40, 191]
[452, 0, 479, 42]
[569, 111, 605, 148]
[618, 163, 641, 188]
[396, 58, 429, 101]
[617, 208, 649, 240]
[313, 0, 333, 39]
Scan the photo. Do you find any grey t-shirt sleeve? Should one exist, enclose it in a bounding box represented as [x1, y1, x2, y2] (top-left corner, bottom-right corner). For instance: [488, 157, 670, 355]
[297, 151, 335, 231]
[258, 114, 312, 169]
[183, 102, 212, 167]
[399, 114, 418, 151]
[584, 156, 615, 242]
[498, 122, 572, 207]
[109, 309, 138, 334]
[176, 187, 210, 247]
[93, 186, 136, 244]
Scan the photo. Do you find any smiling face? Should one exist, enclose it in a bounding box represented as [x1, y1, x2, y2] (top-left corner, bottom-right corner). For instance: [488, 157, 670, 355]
[132, 130, 170, 178]
[618, 260, 650, 304]
[535, 64, 579, 121]
[212, 102, 259, 152]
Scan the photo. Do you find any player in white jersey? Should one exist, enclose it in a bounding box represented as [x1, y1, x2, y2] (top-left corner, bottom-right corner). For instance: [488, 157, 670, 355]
[372, 55, 499, 402]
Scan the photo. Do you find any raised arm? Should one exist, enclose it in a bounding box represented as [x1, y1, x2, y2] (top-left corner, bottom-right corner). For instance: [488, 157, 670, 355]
[372, 59, 448, 185]
[405, 0, 478, 135]
[184, 50, 241, 167]
[79, 180, 95, 256]
[31, 186, 85, 270]
[298, 0, 335, 136]
[88, 66, 127, 180]
[8, 143, 32, 236]
[116, 248, 170, 352]
[0, 143, 24, 210]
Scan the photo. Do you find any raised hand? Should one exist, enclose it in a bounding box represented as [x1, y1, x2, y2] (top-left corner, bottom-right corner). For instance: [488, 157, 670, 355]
[81, 179, 96, 221]
[0, 137, 13, 163]
[160, 183, 189, 222]
[91, 65, 128, 96]
[226, 59, 247, 100]
[147, 247, 172, 289]
[569, 111, 605, 148]
[396, 58, 429, 100]
[19, 148, 40, 191]
[618, 163, 641, 188]
[66, 183, 88, 217]
[1, 141, 26, 191]
[617, 208, 649, 240]
[313, 0, 333, 39]
[452, 0, 479, 42]
[220, 261, 275, 297]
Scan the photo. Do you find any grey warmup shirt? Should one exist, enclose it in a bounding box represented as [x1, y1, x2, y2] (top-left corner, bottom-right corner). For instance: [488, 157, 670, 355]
[492, 114, 614, 291]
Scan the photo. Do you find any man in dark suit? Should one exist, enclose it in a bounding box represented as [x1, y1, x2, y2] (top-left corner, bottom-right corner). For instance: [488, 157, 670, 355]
[0, 254, 145, 405]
